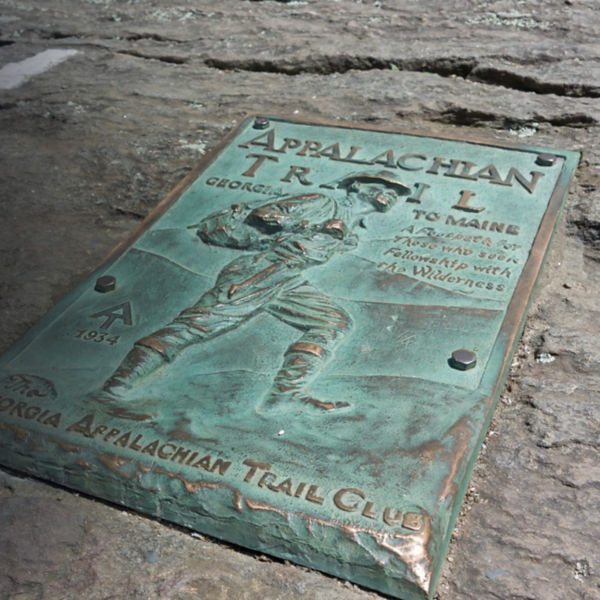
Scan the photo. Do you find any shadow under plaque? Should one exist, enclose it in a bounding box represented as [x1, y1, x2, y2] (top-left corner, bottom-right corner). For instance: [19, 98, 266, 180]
[0, 115, 579, 600]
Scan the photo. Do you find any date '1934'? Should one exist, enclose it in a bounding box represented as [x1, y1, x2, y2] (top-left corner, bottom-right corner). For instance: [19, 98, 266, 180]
[74, 329, 120, 346]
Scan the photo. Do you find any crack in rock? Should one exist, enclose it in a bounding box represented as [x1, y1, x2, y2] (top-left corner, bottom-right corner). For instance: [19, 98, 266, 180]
[203, 54, 477, 78]
[115, 49, 188, 65]
[122, 32, 186, 43]
[570, 216, 600, 253]
[471, 66, 600, 98]
[203, 53, 599, 99]
[431, 106, 596, 127]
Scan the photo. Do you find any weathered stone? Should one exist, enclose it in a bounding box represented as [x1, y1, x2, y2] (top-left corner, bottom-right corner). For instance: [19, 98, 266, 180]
[0, 470, 382, 600]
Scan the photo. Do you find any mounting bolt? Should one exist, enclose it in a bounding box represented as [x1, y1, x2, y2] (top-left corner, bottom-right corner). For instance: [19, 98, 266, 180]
[95, 275, 116, 293]
[450, 349, 477, 371]
[536, 153, 556, 167]
[253, 116, 270, 130]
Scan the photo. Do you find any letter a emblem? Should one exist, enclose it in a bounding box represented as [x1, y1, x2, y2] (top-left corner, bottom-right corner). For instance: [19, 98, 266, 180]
[90, 302, 133, 330]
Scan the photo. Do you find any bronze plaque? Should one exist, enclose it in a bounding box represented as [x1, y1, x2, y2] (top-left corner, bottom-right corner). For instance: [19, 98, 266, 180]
[0, 116, 579, 599]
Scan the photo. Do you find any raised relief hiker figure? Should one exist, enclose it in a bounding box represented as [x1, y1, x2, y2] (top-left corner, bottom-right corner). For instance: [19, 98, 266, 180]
[103, 171, 409, 411]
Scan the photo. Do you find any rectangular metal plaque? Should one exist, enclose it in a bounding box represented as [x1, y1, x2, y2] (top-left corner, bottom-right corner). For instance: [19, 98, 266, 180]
[0, 116, 579, 599]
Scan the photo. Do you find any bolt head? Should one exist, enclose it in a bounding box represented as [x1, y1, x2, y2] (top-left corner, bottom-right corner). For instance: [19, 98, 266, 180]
[450, 349, 477, 371]
[253, 116, 270, 130]
[95, 275, 116, 293]
[536, 153, 556, 167]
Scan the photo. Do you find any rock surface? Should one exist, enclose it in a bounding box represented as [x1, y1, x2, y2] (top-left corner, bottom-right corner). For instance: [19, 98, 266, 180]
[0, 1, 599, 599]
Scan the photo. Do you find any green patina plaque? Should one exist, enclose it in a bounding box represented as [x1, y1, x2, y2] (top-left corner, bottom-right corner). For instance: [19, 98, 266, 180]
[0, 116, 579, 599]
